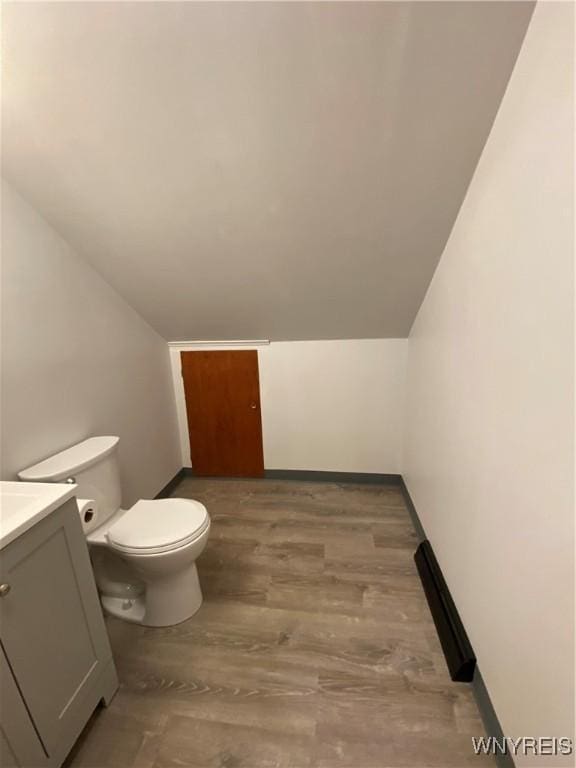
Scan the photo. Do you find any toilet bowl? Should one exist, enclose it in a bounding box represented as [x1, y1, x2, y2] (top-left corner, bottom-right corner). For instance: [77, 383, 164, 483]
[18, 436, 210, 627]
[88, 498, 210, 626]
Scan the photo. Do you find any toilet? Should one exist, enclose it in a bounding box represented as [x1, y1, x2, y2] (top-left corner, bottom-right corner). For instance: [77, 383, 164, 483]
[18, 436, 210, 627]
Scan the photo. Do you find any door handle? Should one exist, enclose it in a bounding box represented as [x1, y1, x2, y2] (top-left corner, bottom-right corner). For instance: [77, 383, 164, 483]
[250, 403, 257, 410]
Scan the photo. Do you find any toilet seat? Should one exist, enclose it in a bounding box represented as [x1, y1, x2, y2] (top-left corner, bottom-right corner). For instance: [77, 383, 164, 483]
[106, 498, 210, 555]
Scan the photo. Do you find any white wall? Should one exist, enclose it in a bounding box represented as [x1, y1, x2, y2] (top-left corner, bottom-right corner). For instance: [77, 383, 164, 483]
[170, 339, 407, 474]
[403, 2, 574, 756]
[1, 180, 181, 506]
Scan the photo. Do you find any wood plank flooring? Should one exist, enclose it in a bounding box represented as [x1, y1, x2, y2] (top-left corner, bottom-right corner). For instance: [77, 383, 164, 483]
[65, 478, 492, 768]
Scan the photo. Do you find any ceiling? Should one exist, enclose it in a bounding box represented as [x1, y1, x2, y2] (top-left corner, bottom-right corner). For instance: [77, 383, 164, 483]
[2, 2, 533, 341]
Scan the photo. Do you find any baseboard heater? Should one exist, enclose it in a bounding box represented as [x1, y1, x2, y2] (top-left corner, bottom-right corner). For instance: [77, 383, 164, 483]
[414, 540, 476, 682]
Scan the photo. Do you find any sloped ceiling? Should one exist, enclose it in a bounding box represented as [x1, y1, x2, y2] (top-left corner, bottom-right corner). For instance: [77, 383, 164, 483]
[2, 1, 533, 341]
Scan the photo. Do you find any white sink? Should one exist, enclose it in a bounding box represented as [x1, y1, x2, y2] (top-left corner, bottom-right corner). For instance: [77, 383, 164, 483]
[0, 481, 77, 550]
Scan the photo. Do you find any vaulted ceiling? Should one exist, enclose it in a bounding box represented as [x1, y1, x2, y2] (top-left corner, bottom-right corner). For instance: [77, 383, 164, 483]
[2, 1, 533, 341]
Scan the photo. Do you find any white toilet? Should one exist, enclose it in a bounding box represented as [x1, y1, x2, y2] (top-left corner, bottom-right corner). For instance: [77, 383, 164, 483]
[18, 436, 210, 627]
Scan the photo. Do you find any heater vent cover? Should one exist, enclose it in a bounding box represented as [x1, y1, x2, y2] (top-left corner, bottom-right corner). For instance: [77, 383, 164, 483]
[414, 540, 476, 682]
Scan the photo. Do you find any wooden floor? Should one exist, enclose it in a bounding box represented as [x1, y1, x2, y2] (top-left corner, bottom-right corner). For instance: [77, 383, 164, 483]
[66, 478, 492, 768]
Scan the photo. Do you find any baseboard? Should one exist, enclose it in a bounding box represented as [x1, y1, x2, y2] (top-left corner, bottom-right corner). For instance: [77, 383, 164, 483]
[169, 467, 401, 485]
[473, 669, 515, 768]
[264, 469, 402, 485]
[401, 476, 512, 765]
[399, 477, 426, 541]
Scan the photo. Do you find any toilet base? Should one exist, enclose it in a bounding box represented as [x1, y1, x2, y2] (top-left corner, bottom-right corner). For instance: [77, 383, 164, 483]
[100, 562, 204, 627]
[143, 561, 204, 626]
[101, 594, 146, 624]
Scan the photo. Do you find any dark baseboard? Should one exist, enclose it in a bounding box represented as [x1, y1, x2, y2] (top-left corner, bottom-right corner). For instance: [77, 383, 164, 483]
[264, 469, 402, 485]
[172, 467, 401, 485]
[401, 476, 512, 765]
[473, 670, 515, 768]
[154, 468, 189, 499]
[399, 477, 426, 541]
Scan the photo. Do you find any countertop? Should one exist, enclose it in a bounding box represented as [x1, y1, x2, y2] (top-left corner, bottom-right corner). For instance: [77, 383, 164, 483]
[0, 481, 78, 550]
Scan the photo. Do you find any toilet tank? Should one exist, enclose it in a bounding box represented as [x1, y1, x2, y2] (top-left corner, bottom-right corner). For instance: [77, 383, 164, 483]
[18, 436, 123, 527]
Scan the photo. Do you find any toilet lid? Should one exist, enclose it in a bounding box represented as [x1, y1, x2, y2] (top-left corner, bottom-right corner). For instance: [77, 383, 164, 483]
[107, 498, 209, 552]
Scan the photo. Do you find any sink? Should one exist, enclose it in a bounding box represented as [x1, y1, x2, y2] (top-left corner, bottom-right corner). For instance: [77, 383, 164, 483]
[2, 489, 43, 519]
[0, 481, 78, 549]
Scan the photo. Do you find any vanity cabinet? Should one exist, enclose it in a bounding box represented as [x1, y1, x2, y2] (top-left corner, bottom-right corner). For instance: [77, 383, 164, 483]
[0, 645, 46, 768]
[0, 497, 118, 767]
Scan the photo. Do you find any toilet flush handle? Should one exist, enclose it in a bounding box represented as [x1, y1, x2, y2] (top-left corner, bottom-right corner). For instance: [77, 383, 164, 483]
[65, 477, 76, 484]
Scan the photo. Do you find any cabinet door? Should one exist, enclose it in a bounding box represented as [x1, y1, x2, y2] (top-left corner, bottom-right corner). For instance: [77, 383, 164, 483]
[0, 499, 113, 757]
[0, 643, 47, 767]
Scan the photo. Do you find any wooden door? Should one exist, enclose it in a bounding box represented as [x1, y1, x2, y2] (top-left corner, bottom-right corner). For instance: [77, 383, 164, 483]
[181, 350, 264, 477]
